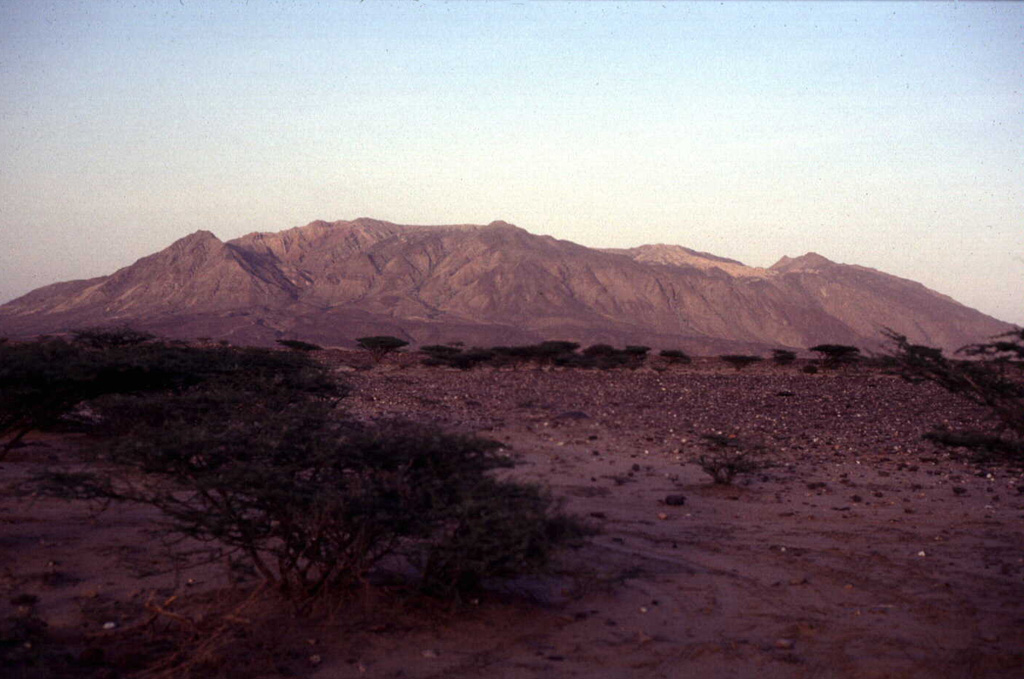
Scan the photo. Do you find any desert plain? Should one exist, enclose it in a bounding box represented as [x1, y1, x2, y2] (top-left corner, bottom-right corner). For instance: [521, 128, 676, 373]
[2, 354, 1023, 678]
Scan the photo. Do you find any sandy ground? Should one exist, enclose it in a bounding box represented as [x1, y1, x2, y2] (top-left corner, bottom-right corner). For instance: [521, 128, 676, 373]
[2, 359, 1023, 678]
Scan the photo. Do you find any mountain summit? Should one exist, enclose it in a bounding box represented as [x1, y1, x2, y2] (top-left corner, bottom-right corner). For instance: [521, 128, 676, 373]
[0, 218, 1011, 352]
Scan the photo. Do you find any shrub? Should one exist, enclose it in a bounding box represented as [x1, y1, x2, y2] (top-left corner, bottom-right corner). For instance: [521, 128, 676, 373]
[71, 325, 155, 349]
[1, 339, 345, 458]
[420, 345, 495, 370]
[809, 344, 860, 369]
[418, 481, 588, 598]
[32, 341, 583, 602]
[275, 339, 322, 352]
[421, 344, 462, 359]
[884, 328, 1024, 452]
[802, 364, 819, 375]
[1, 339, 100, 456]
[660, 349, 692, 365]
[489, 341, 581, 368]
[490, 345, 535, 370]
[583, 344, 618, 357]
[42, 412, 582, 601]
[694, 434, 770, 485]
[356, 336, 409, 363]
[576, 343, 656, 370]
[772, 349, 797, 366]
[533, 341, 580, 365]
[449, 348, 496, 370]
[719, 354, 763, 371]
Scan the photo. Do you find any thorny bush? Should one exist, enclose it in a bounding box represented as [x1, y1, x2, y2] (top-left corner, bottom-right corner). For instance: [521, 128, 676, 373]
[24, 336, 583, 603]
[885, 328, 1024, 461]
[694, 434, 771, 485]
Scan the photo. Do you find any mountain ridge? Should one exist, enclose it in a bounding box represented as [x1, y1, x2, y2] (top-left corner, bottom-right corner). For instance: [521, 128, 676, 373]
[0, 218, 1013, 353]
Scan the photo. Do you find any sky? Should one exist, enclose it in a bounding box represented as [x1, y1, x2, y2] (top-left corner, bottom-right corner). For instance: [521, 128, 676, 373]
[1, 0, 1021, 325]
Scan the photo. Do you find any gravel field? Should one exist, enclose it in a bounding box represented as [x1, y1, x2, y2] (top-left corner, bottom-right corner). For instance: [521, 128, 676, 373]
[3, 358, 1023, 678]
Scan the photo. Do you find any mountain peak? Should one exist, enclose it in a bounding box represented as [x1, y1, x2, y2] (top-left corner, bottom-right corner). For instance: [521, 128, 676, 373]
[165, 230, 223, 255]
[771, 252, 835, 272]
[177, 229, 220, 244]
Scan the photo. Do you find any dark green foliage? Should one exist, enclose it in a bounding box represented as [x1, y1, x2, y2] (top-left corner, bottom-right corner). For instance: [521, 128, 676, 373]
[71, 325, 155, 348]
[488, 341, 581, 368]
[772, 349, 797, 366]
[1, 339, 103, 456]
[959, 330, 1024, 362]
[533, 341, 580, 364]
[551, 352, 596, 369]
[1, 339, 344, 458]
[42, 411, 581, 600]
[583, 344, 618, 357]
[421, 344, 462, 359]
[623, 345, 650, 357]
[28, 338, 582, 602]
[695, 434, 770, 485]
[808, 344, 860, 369]
[659, 349, 692, 365]
[419, 483, 589, 598]
[884, 328, 1024, 454]
[356, 336, 410, 363]
[719, 354, 763, 371]
[420, 345, 495, 370]
[451, 348, 496, 370]
[490, 345, 535, 368]
[275, 338, 323, 352]
[536, 340, 580, 355]
[577, 344, 645, 369]
[802, 364, 819, 374]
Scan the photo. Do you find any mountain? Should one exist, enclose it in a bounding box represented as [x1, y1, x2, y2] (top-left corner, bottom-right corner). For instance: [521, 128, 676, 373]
[0, 218, 1012, 353]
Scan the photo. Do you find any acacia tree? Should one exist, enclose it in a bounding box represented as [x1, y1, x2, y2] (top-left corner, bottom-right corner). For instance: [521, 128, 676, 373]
[884, 328, 1024, 443]
[34, 341, 585, 602]
[356, 336, 409, 363]
[809, 344, 860, 369]
[772, 349, 797, 366]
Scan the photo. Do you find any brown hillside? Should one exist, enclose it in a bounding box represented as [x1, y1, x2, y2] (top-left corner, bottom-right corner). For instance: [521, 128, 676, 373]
[0, 218, 1012, 352]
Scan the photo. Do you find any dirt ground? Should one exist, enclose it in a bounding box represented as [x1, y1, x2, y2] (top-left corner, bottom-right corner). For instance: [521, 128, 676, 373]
[3, 358, 1023, 678]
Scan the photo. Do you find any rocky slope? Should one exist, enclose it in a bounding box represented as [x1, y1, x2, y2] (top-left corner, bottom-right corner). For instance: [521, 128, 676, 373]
[0, 218, 1012, 352]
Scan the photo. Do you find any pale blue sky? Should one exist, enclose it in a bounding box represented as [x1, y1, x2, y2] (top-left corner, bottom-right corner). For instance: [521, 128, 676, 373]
[1, 1, 1021, 325]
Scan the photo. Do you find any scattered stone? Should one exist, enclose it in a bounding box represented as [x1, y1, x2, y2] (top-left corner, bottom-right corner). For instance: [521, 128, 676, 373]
[774, 638, 795, 650]
[664, 494, 687, 506]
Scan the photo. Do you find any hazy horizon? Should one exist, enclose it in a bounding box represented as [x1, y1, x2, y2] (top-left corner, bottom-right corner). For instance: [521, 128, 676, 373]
[1, 1, 1021, 325]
